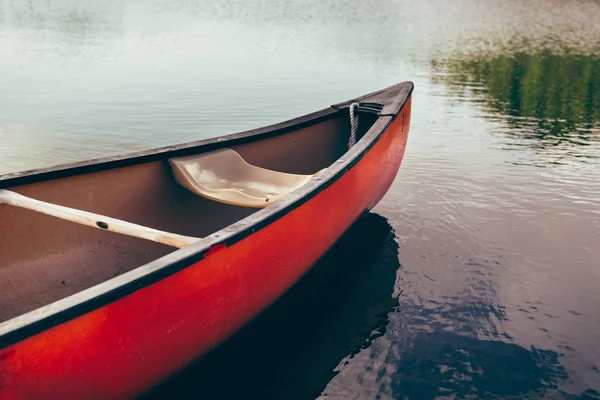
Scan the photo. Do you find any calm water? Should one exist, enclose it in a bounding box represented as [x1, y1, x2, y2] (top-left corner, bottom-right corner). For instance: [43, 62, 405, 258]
[1, 0, 600, 398]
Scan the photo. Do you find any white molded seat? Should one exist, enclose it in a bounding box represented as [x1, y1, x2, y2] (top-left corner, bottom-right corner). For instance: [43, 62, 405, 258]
[168, 148, 320, 208]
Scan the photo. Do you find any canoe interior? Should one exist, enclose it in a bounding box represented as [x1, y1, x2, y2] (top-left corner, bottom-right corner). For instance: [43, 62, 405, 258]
[0, 110, 378, 324]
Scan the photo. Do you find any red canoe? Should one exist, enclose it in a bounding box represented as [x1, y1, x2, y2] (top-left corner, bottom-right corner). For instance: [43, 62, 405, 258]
[0, 81, 413, 399]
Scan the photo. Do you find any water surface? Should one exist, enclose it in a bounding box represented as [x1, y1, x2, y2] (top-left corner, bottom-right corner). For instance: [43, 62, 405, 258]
[1, 0, 599, 398]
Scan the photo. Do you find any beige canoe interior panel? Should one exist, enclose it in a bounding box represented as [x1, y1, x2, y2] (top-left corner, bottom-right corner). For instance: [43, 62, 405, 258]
[169, 148, 321, 208]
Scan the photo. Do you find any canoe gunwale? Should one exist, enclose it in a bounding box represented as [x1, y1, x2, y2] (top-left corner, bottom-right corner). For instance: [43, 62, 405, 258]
[0, 110, 338, 189]
[0, 81, 414, 349]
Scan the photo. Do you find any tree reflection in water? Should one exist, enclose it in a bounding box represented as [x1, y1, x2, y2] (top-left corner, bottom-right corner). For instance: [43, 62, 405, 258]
[433, 50, 600, 166]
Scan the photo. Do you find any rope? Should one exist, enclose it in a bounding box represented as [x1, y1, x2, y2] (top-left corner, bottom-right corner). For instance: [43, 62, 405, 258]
[348, 102, 359, 149]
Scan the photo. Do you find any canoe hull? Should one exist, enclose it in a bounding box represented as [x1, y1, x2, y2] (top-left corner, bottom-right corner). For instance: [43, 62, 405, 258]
[0, 97, 411, 399]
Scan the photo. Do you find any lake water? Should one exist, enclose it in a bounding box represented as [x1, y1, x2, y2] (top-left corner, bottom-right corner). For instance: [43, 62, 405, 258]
[1, 0, 599, 398]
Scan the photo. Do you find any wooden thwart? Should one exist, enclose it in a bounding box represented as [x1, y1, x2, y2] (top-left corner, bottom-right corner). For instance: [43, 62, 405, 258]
[0, 190, 200, 248]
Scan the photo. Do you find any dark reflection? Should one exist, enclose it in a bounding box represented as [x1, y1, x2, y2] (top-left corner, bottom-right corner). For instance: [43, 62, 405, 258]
[318, 284, 573, 398]
[376, 254, 573, 399]
[389, 330, 569, 399]
[435, 50, 600, 156]
[140, 213, 401, 400]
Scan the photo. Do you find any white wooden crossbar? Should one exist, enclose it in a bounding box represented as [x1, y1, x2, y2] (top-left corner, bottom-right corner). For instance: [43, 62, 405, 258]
[0, 189, 200, 249]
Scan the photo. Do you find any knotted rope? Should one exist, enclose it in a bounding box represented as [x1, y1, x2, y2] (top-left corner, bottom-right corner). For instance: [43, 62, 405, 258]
[348, 102, 359, 149]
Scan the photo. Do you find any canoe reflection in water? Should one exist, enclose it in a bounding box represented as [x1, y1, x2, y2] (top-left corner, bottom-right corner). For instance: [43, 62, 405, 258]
[141, 212, 401, 400]
[144, 211, 577, 400]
